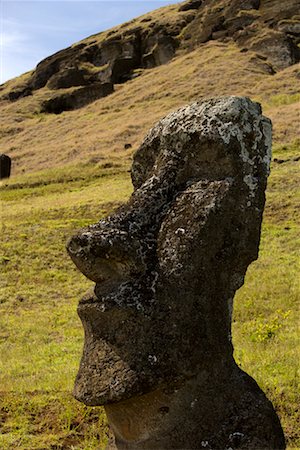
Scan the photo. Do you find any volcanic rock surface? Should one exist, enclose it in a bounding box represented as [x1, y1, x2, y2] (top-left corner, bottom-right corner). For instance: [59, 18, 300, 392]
[67, 96, 285, 449]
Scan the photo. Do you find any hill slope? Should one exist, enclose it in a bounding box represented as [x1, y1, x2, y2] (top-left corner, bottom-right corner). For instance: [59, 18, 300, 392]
[0, 1, 299, 449]
[0, 0, 299, 175]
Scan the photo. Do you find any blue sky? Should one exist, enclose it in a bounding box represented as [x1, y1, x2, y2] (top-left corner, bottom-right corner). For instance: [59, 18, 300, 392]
[0, 0, 182, 84]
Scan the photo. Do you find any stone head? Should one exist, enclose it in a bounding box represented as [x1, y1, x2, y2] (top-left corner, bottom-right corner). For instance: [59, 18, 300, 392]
[67, 96, 272, 406]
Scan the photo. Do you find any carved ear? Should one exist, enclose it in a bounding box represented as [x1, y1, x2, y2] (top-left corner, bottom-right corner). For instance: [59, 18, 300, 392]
[157, 178, 234, 283]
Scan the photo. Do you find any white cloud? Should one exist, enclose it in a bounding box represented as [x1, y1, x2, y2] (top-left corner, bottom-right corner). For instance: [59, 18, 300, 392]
[2, 30, 29, 50]
[0, 0, 183, 83]
[0, 19, 47, 82]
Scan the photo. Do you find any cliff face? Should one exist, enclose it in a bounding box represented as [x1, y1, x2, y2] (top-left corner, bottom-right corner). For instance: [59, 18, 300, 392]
[0, 0, 299, 175]
[1, 0, 299, 113]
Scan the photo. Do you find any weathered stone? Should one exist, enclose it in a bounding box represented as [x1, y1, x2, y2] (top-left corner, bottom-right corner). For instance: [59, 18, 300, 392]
[67, 96, 285, 449]
[111, 57, 137, 83]
[29, 44, 87, 90]
[225, 0, 260, 16]
[190, 12, 226, 45]
[277, 19, 300, 38]
[249, 55, 276, 74]
[178, 0, 202, 12]
[142, 35, 177, 68]
[223, 12, 258, 35]
[47, 67, 89, 89]
[181, 0, 299, 69]
[3, 86, 32, 101]
[211, 29, 229, 40]
[3, 0, 300, 110]
[0, 154, 11, 179]
[40, 82, 113, 114]
[249, 30, 300, 70]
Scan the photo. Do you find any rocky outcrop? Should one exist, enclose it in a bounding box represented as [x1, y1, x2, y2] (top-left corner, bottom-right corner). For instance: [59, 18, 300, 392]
[278, 19, 300, 38]
[29, 43, 87, 90]
[248, 30, 299, 71]
[179, 0, 203, 12]
[1, 0, 299, 111]
[46, 67, 90, 90]
[40, 82, 113, 114]
[5, 19, 183, 113]
[26, 24, 180, 93]
[3, 86, 32, 101]
[67, 97, 285, 449]
[0, 154, 12, 179]
[181, 0, 300, 71]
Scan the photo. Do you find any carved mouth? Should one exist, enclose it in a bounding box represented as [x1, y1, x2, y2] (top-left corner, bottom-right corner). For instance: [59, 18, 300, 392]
[77, 278, 129, 310]
[77, 275, 149, 322]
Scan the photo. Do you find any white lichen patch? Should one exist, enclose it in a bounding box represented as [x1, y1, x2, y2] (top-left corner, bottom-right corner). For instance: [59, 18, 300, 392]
[158, 97, 255, 142]
[175, 227, 186, 235]
[191, 398, 198, 408]
[262, 118, 272, 174]
[148, 355, 158, 365]
[243, 174, 258, 197]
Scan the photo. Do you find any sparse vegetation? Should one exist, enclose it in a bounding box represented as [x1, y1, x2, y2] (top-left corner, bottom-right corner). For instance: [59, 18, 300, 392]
[0, 167, 132, 449]
[0, 143, 299, 449]
[1, 42, 299, 176]
[0, 0, 299, 447]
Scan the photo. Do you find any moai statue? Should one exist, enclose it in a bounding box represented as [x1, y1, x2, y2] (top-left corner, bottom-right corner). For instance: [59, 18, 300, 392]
[67, 97, 285, 449]
[0, 154, 12, 179]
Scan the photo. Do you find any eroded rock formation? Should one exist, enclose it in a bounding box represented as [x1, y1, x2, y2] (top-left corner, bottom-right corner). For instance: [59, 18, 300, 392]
[2, 0, 299, 112]
[40, 82, 113, 114]
[67, 96, 285, 449]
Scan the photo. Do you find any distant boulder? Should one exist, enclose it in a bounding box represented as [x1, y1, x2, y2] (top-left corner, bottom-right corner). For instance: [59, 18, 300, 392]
[142, 35, 177, 68]
[225, 0, 260, 14]
[277, 19, 300, 36]
[30, 43, 87, 90]
[40, 82, 114, 114]
[0, 154, 11, 179]
[111, 57, 138, 83]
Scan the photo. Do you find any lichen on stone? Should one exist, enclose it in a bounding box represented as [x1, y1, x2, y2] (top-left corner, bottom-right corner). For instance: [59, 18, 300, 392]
[67, 96, 284, 449]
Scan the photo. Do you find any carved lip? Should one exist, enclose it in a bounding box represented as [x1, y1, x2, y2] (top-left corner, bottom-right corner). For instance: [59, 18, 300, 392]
[78, 279, 130, 312]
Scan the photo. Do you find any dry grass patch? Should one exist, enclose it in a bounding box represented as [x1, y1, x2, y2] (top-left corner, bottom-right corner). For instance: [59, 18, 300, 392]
[1, 43, 299, 176]
[0, 142, 299, 448]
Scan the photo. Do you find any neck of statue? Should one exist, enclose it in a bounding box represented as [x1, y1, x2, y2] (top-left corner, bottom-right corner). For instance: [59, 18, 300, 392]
[104, 361, 284, 450]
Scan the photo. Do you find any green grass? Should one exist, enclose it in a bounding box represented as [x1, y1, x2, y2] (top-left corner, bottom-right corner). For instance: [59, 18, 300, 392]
[233, 143, 300, 448]
[0, 145, 299, 448]
[267, 93, 300, 107]
[0, 166, 133, 449]
[233, 223, 300, 446]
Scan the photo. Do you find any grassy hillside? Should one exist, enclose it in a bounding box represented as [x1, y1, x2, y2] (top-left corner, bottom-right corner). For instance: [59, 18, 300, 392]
[0, 142, 299, 449]
[0, 41, 299, 176]
[0, 164, 131, 449]
[0, 0, 299, 448]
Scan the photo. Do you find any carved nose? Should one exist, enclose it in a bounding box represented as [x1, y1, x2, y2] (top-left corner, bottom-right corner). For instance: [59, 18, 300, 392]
[67, 172, 172, 284]
[66, 226, 145, 283]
